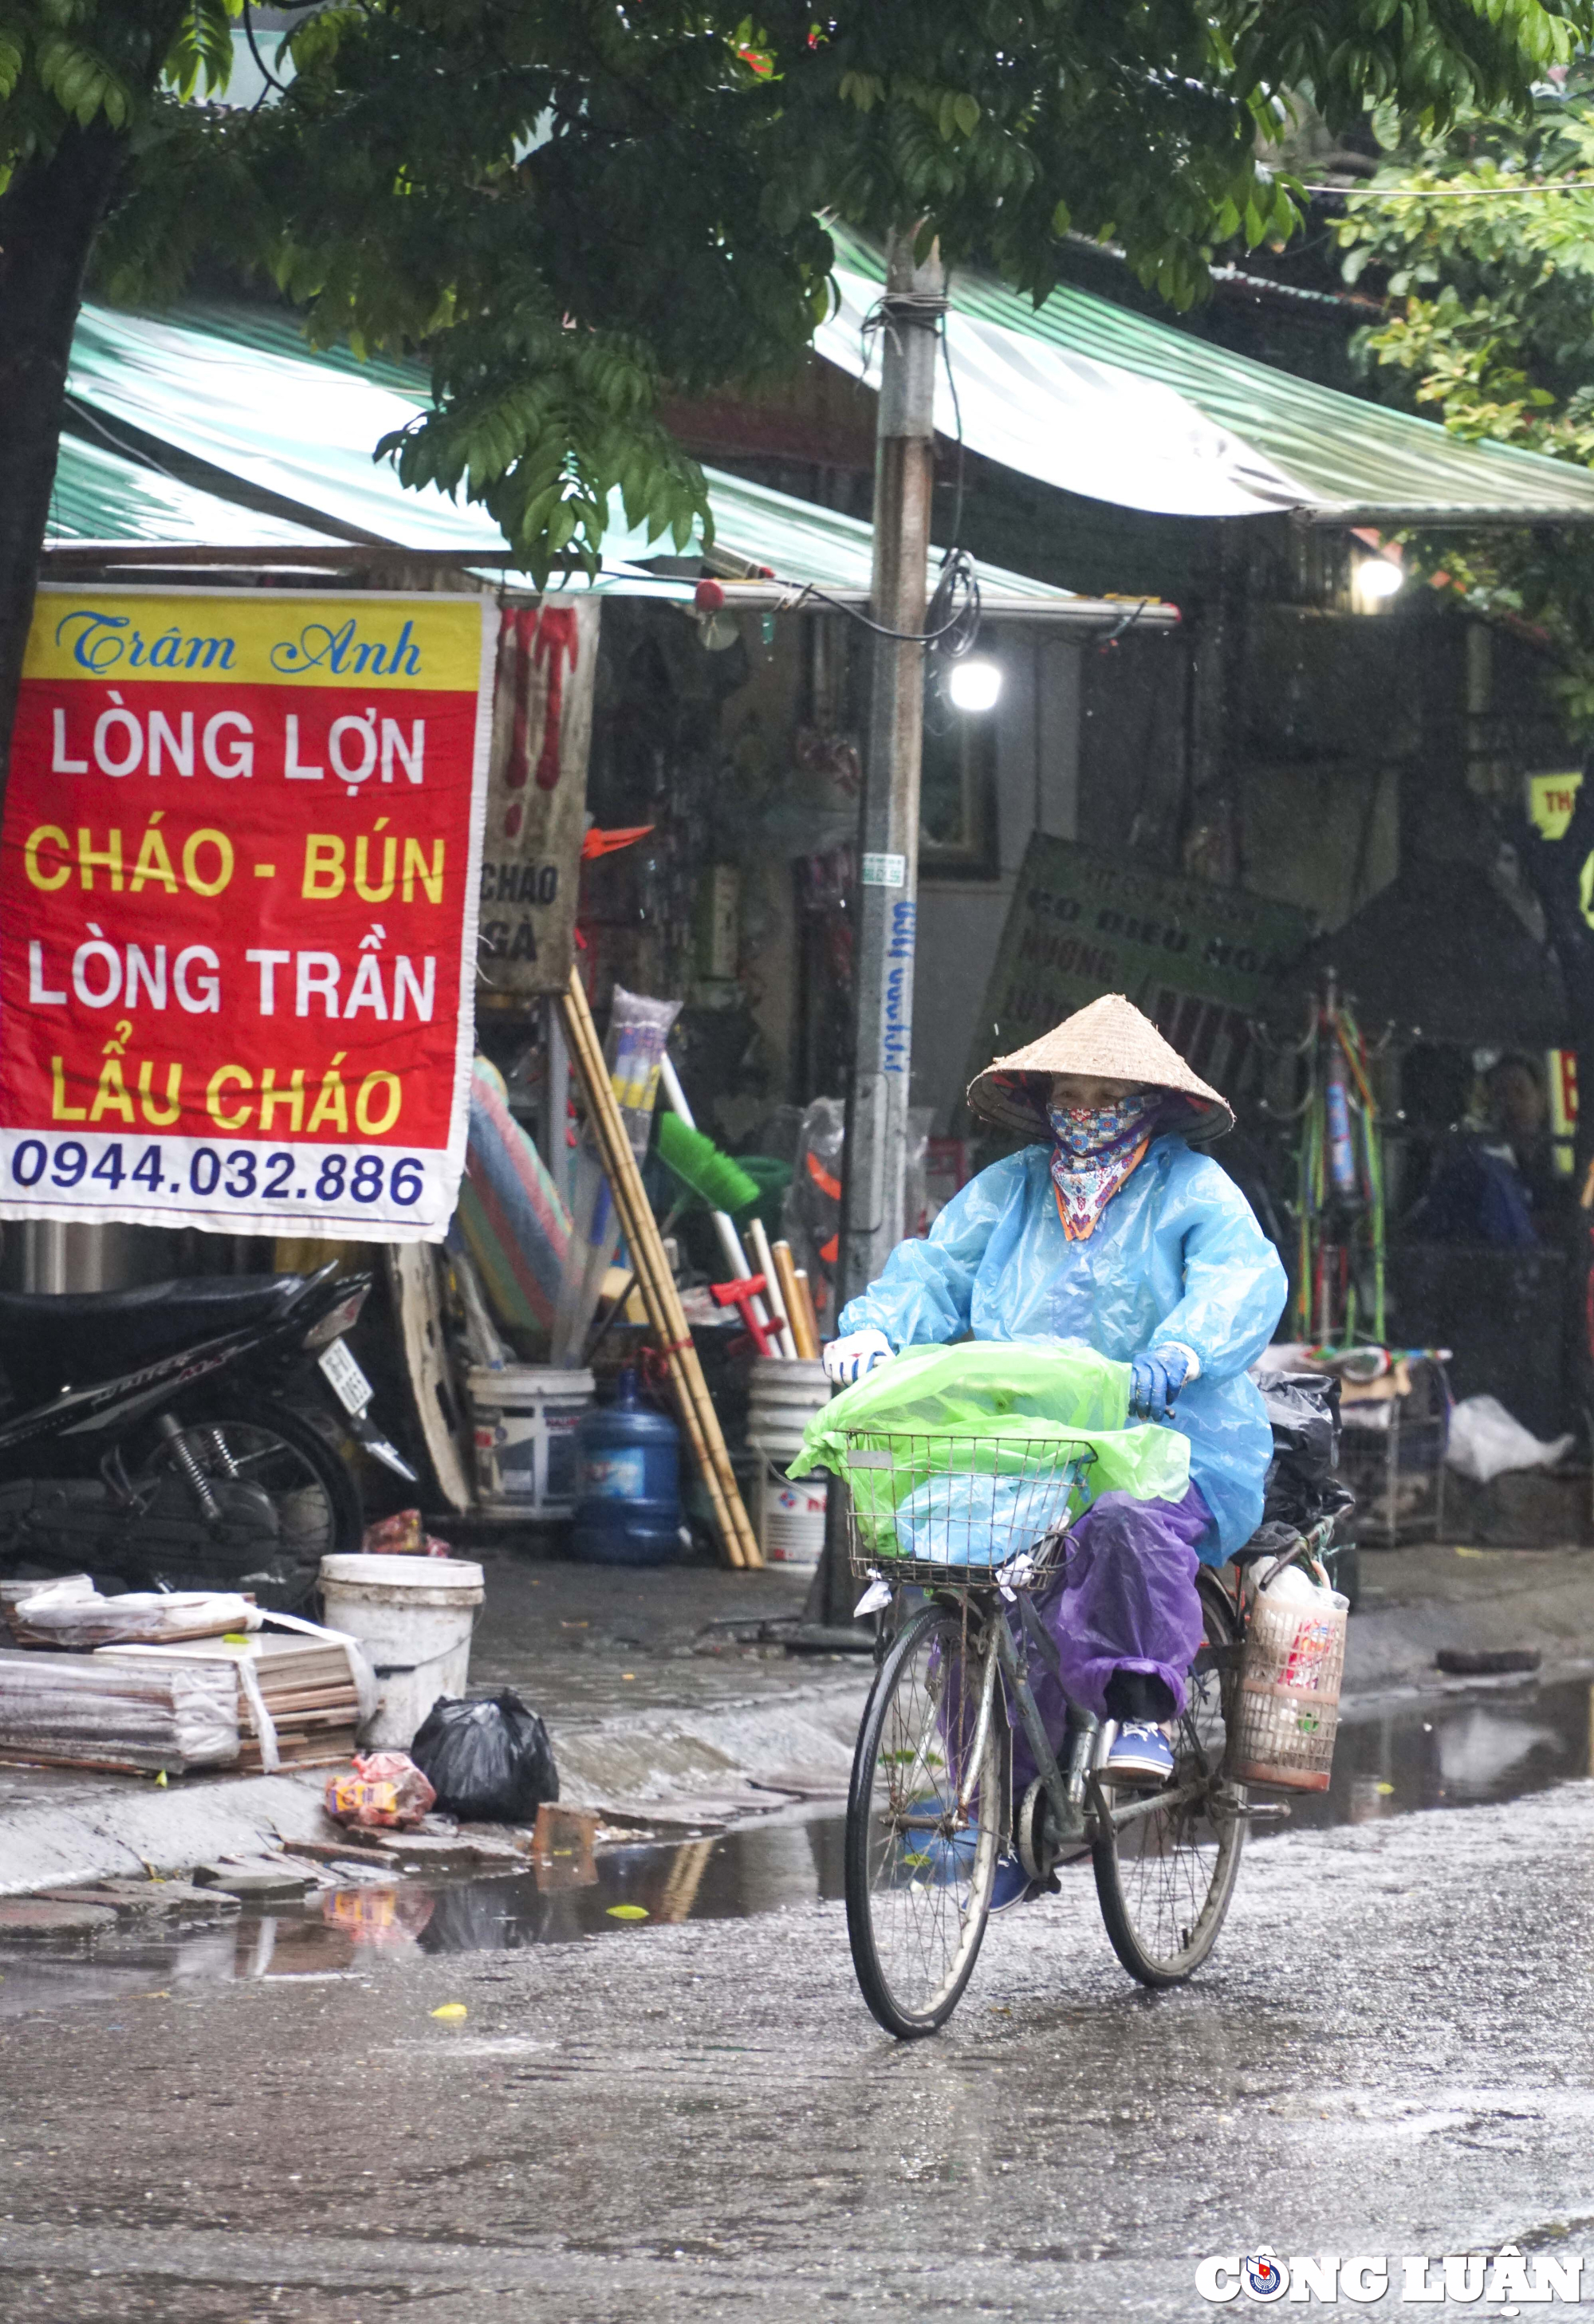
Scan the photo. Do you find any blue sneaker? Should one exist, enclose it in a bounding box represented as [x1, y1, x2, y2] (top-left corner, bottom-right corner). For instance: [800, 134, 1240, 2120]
[1105, 1722, 1175, 1787]
[989, 1857, 1036, 1913]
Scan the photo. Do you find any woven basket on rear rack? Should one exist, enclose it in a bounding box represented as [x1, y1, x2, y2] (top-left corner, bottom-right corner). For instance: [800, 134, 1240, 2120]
[1229, 1585, 1348, 1792]
[836, 1429, 1096, 1589]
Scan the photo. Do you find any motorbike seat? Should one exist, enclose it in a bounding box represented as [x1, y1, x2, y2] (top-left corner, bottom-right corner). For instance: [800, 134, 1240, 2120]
[0, 1275, 309, 1391]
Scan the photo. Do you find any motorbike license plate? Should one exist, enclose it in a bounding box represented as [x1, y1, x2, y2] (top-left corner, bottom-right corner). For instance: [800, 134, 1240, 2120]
[318, 1339, 373, 1417]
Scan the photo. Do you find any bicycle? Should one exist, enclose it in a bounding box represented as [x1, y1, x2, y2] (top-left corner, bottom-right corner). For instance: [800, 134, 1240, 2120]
[839, 1423, 1331, 2039]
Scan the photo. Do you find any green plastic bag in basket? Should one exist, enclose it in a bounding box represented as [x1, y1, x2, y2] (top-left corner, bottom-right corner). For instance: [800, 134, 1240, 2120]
[788, 1339, 1191, 1564]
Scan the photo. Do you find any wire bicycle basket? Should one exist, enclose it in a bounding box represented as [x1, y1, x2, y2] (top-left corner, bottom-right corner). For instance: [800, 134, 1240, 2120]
[836, 1428, 1096, 1588]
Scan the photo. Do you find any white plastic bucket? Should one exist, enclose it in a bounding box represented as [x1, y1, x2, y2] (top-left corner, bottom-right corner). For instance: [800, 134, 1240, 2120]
[318, 1554, 485, 1749]
[468, 1366, 594, 1513]
[747, 1356, 829, 1458]
[759, 1465, 828, 1568]
[748, 1360, 832, 1568]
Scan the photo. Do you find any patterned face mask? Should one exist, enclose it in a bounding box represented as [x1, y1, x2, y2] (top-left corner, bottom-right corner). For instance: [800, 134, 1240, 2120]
[1048, 1091, 1157, 1160]
[1048, 1091, 1159, 1240]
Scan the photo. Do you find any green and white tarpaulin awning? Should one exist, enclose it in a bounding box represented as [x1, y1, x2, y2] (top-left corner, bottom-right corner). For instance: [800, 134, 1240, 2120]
[817, 225, 1594, 527]
[53, 300, 1135, 619]
[48, 429, 334, 551]
[689, 463, 1084, 608]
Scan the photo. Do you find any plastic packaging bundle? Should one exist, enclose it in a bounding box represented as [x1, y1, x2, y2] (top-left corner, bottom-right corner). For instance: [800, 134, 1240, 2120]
[360, 1510, 457, 1559]
[1445, 1394, 1572, 1484]
[455, 1056, 573, 1343]
[409, 1690, 559, 1823]
[891, 1469, 1080, 1567]
[7, 1581, 257, 1650]
[553, 986, 682, 1366]
[0, 1648, 239, 1771]
[325, 1749, 437, 1829]
[791, 1339, 1191, 1564]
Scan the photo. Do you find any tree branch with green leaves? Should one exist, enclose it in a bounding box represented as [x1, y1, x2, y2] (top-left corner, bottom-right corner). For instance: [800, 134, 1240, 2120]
[1338, 67, 1594, 725]
[5, 0, 1594, 773]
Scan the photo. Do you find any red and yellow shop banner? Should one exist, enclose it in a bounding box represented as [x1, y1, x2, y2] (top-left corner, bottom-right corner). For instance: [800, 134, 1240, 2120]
[0, 588, 493, 1241]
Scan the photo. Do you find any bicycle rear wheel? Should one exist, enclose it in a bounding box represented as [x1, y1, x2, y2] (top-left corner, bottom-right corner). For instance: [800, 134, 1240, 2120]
[845, 1600, 1003, 2039]
[1092, 1567, 1246, 1988]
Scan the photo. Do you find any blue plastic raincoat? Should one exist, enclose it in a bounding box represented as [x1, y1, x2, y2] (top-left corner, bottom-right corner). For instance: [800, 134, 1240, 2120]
[837, 1135, 1288, 1561]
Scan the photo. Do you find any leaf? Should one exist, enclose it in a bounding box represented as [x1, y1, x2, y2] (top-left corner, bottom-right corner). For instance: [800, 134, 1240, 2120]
[163, 0, 237, 100]
[0, 23, 24, 100]
[837, 69, 880, 112]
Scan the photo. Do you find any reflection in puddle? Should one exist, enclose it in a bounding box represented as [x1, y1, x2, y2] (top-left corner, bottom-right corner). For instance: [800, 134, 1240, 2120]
[1289, 1674, 1594, 1833]
[0, 1815, 850, 2013]
[0, 1680, 1588, 2008]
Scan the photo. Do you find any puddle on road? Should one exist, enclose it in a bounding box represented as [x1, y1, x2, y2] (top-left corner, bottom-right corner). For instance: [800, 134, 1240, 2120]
[1284, 1670, 1594, 1834]
[1, 1674, 1589, 2008]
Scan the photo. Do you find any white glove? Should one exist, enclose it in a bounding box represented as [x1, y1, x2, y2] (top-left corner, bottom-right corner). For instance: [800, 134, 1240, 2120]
[823, 1328, 892, 1385]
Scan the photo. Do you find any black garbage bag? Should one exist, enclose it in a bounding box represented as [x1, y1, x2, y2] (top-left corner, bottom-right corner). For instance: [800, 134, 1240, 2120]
[409, 1690, 559, 1823]
[1260, 1373, 1355, 1531]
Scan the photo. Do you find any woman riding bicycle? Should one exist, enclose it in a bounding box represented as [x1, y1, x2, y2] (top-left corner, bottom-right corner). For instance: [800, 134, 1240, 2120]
[824, 993, 1287, 1907]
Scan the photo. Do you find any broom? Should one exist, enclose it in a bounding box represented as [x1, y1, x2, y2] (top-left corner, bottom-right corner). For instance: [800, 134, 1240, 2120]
[660, 1060, 795, 1357]
[656, 1112, 760, 1221]
[585, 1115, 762, 1359]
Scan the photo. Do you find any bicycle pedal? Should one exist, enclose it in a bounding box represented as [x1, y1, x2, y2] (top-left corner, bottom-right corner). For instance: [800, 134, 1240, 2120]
[1237, 1799, 1292, 1821]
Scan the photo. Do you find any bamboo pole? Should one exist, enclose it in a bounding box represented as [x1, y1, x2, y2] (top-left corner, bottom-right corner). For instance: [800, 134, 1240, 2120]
[746, 1218, 797, 1359]
[561, 968, 762, 1570]
[770, 1240, 819, 1360]
[791, 1268, 823, 1359]
[562, 981, 749, 1569]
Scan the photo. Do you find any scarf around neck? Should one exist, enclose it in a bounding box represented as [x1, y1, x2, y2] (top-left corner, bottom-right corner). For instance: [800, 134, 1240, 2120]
[1048, 1092, 1158, 1241]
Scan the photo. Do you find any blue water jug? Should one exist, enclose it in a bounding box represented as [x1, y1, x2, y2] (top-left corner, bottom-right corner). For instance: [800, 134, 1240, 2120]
[571, 1369, 683, 1566]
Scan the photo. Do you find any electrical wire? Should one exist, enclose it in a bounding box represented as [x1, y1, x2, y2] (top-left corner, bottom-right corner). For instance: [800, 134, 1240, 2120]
[766, 546, 981, 649]
[939, 304, 968, 560]
[241, 0, 289, 112]
[842, 285, 983, 654]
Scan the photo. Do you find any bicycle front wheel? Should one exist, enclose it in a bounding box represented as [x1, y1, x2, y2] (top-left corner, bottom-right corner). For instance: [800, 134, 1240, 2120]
[845, 1600, 1004, 2039]
[1092, 1567, 1247, 1988]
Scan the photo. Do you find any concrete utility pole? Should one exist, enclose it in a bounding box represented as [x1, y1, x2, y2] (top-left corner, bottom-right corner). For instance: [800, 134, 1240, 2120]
[836, 227, 946, 1315]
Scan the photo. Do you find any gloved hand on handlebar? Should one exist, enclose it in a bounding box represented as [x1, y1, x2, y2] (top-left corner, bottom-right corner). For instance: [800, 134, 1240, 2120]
[1128, 1344, 1194, 1424]
[823, 1328, 892, 1386]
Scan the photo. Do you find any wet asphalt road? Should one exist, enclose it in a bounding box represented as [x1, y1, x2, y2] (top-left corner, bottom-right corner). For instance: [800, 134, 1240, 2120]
[2, 1753, 1594, 2322]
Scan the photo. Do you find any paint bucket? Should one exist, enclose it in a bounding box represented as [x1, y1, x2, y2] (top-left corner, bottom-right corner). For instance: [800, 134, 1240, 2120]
[318, 1554, 485, 1749]
[467, 1366, 594, 1514]
[758, 1467, 829, 1568]
[748, 1358, 831, 1569]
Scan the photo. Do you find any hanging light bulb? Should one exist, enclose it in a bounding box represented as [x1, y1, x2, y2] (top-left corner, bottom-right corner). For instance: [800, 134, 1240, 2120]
[1353, 556, 1403, 608]
[946, 654, 1002, 712]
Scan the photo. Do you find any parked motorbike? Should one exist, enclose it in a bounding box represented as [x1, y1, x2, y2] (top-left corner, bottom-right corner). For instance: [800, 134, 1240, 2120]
[0, 1263, 414, 1606]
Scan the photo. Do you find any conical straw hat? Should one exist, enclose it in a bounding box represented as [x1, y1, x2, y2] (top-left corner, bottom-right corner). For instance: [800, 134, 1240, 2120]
[966, 993, 1234, 1142]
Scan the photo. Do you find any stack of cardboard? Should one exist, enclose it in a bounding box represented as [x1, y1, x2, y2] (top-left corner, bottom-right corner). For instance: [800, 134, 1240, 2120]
[0, 1647, 238, 1772]
[97, 1632, 363, 1771]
